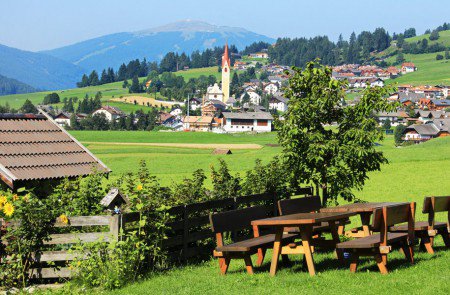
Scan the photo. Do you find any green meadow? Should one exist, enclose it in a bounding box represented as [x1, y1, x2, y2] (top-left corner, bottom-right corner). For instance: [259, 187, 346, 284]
[386, 51, 450, 86]
[66, 131, 450, 295]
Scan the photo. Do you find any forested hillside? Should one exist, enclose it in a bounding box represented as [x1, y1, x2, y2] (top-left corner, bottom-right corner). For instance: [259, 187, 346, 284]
[0, 74, 36, 96]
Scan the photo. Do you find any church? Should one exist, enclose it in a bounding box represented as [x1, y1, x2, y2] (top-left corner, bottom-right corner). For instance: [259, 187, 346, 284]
[204, 43, 231, 104]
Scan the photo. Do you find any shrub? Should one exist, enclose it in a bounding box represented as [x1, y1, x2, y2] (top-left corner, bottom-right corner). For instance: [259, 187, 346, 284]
[436, 54, 444, 60]
[0, 190, 58, 289]
[210, 159, 242, 199]
[394, 124, 407, 146]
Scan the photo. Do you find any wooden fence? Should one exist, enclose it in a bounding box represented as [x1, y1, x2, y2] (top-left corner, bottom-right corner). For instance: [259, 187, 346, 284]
[0, 187, 313, 279]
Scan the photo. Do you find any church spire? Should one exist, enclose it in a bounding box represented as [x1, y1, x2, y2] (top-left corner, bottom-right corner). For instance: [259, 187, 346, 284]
[222, 42, 230, 68]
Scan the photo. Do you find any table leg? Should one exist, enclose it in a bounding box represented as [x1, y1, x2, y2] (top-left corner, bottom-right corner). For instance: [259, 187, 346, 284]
[300, 225, 316, 276]
[360, 213, 372, 237]
[269, 227, 283, 276]
[328, 220, 344, 262]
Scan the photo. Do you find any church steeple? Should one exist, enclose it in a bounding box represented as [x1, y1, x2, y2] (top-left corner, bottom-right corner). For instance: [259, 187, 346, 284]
[221, 43, 231, 103]
[222, 42, 230, 68]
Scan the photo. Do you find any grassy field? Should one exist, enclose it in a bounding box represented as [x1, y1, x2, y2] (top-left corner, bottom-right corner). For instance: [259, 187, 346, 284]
[386, 51, 450, 86]
[174, 66, 222, 81]
[61, 131, 450, 293]
[405, 30, 450, 48]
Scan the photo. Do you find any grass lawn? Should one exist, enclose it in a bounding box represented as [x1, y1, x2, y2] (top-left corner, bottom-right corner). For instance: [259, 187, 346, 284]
[405, 30, 450, 48]
[386, 51, 450, 86]
[109, 244, 450, 295]
[174, 66, 222, 81]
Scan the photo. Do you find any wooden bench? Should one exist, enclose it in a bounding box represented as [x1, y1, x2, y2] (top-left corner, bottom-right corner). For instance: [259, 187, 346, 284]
[278, 195, 350, 237]
[390, 196, 450, 254]
[209, 205, 297, 275]
[336, 202, 415, 274]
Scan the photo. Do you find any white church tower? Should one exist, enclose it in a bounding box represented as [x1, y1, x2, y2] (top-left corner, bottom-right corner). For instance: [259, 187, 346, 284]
[221, 43, 231, 103]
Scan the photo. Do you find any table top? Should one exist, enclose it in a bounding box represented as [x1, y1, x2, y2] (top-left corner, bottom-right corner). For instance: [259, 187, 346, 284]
[320, 202, 404, 213]
[251, 212, 355, 226]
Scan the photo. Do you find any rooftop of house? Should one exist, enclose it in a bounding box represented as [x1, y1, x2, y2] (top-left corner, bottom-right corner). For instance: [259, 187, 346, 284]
[96, 105, 125, 115]
[223, 112, 273, 120]
[0, 113, 110, 188]
[182, 116, 214, 124]
[405, 123, 440, 136]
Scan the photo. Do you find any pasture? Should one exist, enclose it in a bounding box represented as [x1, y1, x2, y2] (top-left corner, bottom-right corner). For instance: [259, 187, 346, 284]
[386, 51, 450, 86]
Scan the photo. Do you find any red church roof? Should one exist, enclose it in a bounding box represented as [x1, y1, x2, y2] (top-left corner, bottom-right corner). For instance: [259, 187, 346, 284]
[222, 43, 231, 68]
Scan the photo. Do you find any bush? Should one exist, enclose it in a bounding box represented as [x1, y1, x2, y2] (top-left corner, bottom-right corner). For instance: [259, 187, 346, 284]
[394, 124, 407, 146]
[429, 30, 440, 41]
[436, 54, 444, 60]
[0, 190, 58, 289]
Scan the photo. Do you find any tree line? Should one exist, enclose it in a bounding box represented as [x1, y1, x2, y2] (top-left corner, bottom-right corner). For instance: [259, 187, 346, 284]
[76, 45, 239, 88]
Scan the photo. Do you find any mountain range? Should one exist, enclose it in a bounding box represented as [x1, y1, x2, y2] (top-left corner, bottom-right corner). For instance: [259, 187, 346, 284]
[0, 20, 274, 94]
[42, 20, 274, 72]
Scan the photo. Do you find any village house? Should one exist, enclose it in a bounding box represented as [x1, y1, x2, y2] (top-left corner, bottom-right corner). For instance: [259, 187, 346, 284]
[263, 82, 279, 95]
[348, 77, 384, 88]
[93, 105, 125, 122]
[202, 99, 227, 117]
[222, 112, 273, 133]
[158, 111, 176, 127]
[403, 120, 450, 142]
[53, 112, 71, 127]
[188, 97, 202, 111]
[249, 52, 268, 59]
[181, 115, 214, 132]
[241, 90, 262, 106]
[401, 62, 416, 74]
[376, 111, 408, 126]
[269, 94, 288, 112]
[170, 108, 183, 117]
[430, 99, 450, 111]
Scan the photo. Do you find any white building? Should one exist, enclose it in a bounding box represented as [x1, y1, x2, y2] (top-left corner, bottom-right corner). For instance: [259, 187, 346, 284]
[222, 112, 273, 133]
[170, 108, 183, 117]
[249, 52, 269, 59]
[401, 62, 416, 74]
[269, 95, 288, 112]
[264, 83, 279, 95]
[93, 106, 125, 122]
[241, 91, 261, 105]
[205, 83, 224, 102]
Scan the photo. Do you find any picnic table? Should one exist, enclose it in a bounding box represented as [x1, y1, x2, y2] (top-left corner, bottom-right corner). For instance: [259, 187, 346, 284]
[320, 202, 403, 237]
[251, 212, 354, 276]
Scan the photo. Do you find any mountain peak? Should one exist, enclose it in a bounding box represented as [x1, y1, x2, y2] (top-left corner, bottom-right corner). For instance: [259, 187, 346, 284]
[136, 20, 249, 35]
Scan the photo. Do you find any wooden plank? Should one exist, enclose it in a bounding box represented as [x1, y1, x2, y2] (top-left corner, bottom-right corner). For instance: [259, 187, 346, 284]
[34, 251, 85, 262]
[168, 205, 186, 216]
[183, 245, 212, 258]
[54, 215, 111, 227]
[186, 198, 234, 214]
[45, 232, 111, 245]
[163, 235, 184, 247]
[166, 220, 184, 231]
[29, 267, 72, 279]
[185, 215, 210, 229]
[235, 193, 272, 206]
[187, 229, 214, 243]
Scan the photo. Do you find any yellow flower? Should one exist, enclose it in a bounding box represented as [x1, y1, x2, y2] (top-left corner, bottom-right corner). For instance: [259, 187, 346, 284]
[0, 196, 5, 210]
[59, 214, 69, 225]
[22, 194, 30, 202]
[12, 194, 19, 201]
[136, 184, 143, 191]
[3, 202, 14, 217]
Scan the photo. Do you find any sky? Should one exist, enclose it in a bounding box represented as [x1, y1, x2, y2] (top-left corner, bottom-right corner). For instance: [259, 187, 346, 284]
[1, 0, 449, 52]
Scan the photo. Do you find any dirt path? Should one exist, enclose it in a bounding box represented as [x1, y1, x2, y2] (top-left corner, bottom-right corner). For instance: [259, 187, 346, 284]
[82, 142, 263, 150]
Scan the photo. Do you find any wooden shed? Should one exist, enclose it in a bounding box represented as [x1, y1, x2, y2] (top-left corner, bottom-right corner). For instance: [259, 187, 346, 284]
[212, 149, 232, 155]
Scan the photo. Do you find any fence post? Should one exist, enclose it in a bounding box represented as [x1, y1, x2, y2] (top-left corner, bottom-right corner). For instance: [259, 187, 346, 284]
[182, 205, 188, 261]
[109, 214, 121, 242]
[272, 192, 278, 216]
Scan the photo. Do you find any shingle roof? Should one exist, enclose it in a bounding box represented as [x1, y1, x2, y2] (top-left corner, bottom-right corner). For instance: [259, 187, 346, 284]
[406, 123, 440, 136]
[0, 112, 110, 188]
[223, 112, 273, 120]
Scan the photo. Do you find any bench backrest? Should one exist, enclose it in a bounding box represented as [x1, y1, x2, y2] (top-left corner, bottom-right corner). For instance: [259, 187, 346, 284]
[209, 205, 271, 234]
[423, 196, 450, 213]
[278, 195, 321, 215]
[422, 196, 450, 228]
[372, 202, 416, 245]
